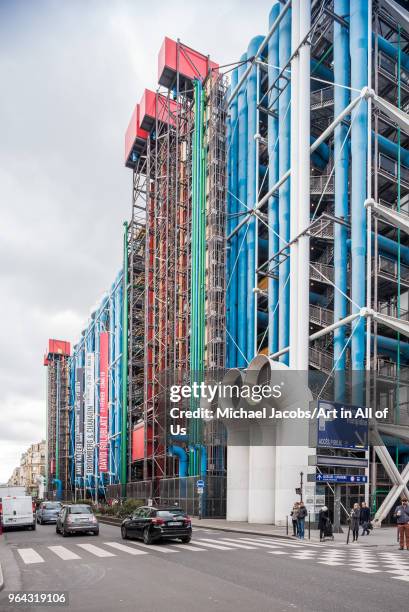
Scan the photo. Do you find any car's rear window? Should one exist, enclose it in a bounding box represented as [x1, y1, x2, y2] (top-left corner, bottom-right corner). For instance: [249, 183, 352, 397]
[69, 505, 92, 514]
[157, 509, 186, 518]
[44, 502, 61, 509]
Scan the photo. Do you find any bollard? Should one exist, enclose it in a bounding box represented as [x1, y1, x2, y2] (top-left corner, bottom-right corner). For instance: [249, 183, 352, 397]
[308, 512, 311, 539]
[286, 515, 288, 536]
[346, 522, 351, 544]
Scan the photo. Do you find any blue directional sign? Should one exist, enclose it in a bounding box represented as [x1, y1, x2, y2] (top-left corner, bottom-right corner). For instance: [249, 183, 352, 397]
[316, 474, 368, 484]
[317, 401, 368, 450]
[196, 479, 205, 489]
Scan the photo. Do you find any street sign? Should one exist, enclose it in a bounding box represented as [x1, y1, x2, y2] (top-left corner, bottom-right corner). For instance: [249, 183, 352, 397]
[196, 479, 205, 489]
[317, 401, 368, 450]
[316, 474, 368, 484]
[315, 455, 368, 468]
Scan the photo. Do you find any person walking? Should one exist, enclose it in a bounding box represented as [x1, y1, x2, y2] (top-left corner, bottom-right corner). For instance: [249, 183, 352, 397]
[350, 503, 360, 542]
[290, 502, 299, 537]
[297, 502, 308, 540]
[360, 501, 371, 536]
[394, 497, 409, 550]
[318, 505, 329, 542]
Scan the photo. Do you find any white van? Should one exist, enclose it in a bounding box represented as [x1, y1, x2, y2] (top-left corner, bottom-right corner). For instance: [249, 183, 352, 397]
[1, 496, 36, 530]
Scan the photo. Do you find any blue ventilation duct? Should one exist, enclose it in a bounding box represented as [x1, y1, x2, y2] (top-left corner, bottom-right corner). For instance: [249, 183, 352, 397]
[237, 54, 248, 366]
[268, 2, 280, 355]
[376, 34, 409, 74]
[246, 35, 264, 362]
[278, 6, 291, 365]
[333, 0, 350, 399]
[228, 68, 239, 367]
[377, 133, 409, 168]
[349, 1, 368, 377]
[168, 445, 188, 478]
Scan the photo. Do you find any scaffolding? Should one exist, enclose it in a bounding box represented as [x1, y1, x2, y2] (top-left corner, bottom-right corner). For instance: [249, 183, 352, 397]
[45, 344, 70, 500]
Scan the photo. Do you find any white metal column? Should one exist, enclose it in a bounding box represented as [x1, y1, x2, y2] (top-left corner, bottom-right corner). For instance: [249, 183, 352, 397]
[297, 0, 311, 371]
[289, 0, 300, 369]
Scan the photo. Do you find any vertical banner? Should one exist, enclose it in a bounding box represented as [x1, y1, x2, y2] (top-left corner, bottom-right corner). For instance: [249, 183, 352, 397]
[99, 332, 109, 472]
[74, 367, 84, 477]
[84, 352, 95, 476]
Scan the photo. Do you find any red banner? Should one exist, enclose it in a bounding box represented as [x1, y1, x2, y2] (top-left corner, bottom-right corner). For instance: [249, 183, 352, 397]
[99, 332, 109, 472]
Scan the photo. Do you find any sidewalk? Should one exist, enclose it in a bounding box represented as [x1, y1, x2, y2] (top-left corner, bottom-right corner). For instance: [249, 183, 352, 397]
[191, 518, 400, 547]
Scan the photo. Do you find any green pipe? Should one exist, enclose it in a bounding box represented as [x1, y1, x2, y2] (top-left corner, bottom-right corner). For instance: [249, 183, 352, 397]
[189, 80, 207, 474]
[121, 221, 129, 496]
[189, 80, 199, 471]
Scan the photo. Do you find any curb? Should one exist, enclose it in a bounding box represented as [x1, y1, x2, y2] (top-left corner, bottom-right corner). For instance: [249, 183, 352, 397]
[96, 516, 122, 527]
[191, 523, 296, 541]
[0, 562, 4, 592]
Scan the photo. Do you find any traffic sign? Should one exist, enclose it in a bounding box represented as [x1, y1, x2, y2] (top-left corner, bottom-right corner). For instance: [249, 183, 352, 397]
[317, 401, 368, 450]
[196, 479, 205, 488]
[316, 474, 367, 484]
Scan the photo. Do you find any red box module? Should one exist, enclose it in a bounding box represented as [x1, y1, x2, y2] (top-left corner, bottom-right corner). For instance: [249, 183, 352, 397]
[124, 103, 149, 169]
[44, 339, 70, 365]
[139, 88, 179, 133]
[158, 37, 219, 90]
[131, 423, 152, 462]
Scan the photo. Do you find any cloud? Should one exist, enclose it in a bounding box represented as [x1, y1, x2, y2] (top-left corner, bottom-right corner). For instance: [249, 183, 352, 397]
[0, 0, 272, 482]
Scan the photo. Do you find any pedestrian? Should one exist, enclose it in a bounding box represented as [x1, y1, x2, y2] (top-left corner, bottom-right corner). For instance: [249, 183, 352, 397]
[297, 502, 308, 540]
[350, 503, 360, 542]
[360, 501, 371, 536]
[290, 502, 299, 537]
[318, 506, 329, 542]
[394, 497, 409, 550]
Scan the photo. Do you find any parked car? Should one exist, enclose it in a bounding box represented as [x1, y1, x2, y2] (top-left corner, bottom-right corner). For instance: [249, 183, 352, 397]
[121, 505, 192, 545]
[37, 501, 62, 524]
[56, 504, 99, 536]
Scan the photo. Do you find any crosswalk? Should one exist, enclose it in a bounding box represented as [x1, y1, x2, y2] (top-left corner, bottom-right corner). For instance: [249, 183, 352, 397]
[14, 535, 409, 583]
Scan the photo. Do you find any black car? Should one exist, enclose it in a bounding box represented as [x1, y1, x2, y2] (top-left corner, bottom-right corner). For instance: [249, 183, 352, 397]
[121, 506, 192, 545]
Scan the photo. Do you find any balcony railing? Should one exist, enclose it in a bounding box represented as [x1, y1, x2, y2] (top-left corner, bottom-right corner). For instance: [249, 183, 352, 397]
[376, 255, 409, 286]
[309, 304, 334, 327]
[310, 262, 334, 284]
[311, 174, 335, 195]
[310, 86, 334, 109]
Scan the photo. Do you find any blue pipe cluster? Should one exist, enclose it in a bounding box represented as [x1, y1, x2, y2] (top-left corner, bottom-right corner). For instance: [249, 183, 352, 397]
[225, 1, 409, 402]
[333, 0, 350, 399]
[69, 270, 124, 499]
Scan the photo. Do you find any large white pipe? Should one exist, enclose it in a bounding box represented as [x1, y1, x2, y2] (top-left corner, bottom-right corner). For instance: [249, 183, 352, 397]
[297, 0, 311, 371]
[289, 0, 300, 369]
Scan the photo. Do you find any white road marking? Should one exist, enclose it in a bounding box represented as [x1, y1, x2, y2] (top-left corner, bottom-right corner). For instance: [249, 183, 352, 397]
[208, 538, 257, 549]
[17, 549, 44, 564]
[190, 541, 234, 551]
[127, 541, 178, 553]
[352, 568, 381, 573]
[77, 543, 116, 558]
[392, 575, 409, 582]
[104, 542, 148, 555]
[318, 561, 344, 566]
[237, 538, 282, 549]
[170, 544, 207, 552]
[268, 551, 288, 555]
[239, 538, 299, 548]
[48, 546, 81, 560]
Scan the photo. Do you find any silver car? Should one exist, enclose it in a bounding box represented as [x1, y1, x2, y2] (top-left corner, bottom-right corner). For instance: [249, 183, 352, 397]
[37, 501, 62, 524]
[56, 504, 99, 536]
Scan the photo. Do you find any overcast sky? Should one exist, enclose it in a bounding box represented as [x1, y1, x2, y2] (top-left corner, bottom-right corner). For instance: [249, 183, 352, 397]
[0, 0, 272, 482]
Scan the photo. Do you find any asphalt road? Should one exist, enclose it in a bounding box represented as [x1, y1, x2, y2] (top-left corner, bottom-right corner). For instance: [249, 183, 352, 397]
[0, 522, 408, 612]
